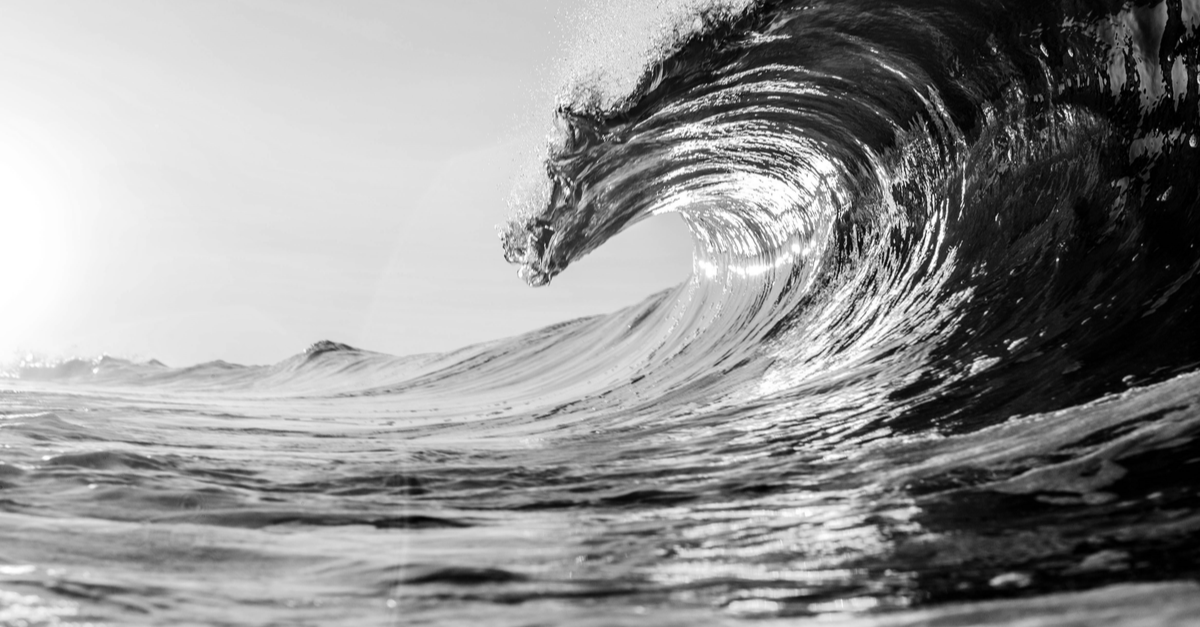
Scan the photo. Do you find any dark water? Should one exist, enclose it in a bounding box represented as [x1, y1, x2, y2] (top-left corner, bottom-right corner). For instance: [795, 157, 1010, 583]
[4, 0, 1200, 625]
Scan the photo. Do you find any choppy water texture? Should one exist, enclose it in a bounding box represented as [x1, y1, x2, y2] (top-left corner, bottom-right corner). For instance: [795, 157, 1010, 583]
[5, 0, 1200, 625]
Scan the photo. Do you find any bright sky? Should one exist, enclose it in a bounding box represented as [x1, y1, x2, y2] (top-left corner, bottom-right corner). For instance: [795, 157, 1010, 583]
[0, 0, 693, 366]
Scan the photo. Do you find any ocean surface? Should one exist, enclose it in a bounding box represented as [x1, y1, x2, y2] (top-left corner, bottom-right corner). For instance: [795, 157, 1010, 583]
[4, 0, 1200, 625]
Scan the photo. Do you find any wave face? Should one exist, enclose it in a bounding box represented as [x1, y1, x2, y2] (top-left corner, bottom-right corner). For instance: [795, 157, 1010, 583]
[4, 1, 1200, 625]
[502, 0, 1200, 422]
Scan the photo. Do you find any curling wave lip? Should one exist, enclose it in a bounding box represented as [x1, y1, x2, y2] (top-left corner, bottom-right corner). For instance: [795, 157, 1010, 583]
[500, 216, 557, 287]
[501, 109, 631, 287]
[500, 186, 582, 288]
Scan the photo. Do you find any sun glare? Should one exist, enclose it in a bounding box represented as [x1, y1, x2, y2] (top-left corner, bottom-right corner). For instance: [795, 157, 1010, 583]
[0, 119, 75, 354]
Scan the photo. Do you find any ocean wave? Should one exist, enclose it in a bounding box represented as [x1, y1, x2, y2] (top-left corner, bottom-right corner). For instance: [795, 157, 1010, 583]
[5, 1, 1199, 623]
[500, 0, 1199, 430]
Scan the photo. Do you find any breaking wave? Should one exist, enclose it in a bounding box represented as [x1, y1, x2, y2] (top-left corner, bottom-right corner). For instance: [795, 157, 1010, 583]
[4, 0, 1200, 624]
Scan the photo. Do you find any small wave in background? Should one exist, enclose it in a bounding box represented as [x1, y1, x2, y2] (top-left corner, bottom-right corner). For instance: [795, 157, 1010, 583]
[3, 0, 1200, 625]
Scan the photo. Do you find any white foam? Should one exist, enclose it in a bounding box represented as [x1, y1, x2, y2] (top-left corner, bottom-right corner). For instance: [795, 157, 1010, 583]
[506, 0, 759, 225]
[559, 0, 757, 113]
